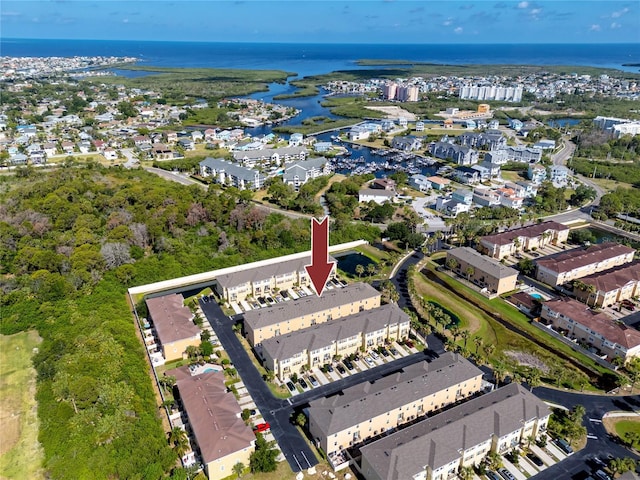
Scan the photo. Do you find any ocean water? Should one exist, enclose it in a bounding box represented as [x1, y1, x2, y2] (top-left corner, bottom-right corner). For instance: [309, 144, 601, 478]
[3, 39, 639, 76]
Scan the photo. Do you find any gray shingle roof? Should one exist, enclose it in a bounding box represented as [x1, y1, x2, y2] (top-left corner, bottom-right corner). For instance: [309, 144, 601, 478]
[261, 303, 409, 362]
[448, 247, 519, 280]
[200, 157, 261, 182]
[308, 352, 482, 437]
[146, 294, 200, 345]
[361, 383, 550, 480]
[244, 282, 380, 331]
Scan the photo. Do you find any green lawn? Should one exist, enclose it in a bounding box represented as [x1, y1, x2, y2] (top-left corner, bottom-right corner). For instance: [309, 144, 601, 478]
[0, 331, 45, 480]
[615, 419, 640, 448]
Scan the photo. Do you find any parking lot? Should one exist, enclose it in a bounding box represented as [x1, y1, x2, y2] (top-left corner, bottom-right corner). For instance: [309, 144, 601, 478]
[229, 278, 348, 314]
[281, 340, 420, 396]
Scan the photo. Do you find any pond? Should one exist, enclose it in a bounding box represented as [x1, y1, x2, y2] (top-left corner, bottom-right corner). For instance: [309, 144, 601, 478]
[334, 251, 376, 277]
[584, 227, 640, 249]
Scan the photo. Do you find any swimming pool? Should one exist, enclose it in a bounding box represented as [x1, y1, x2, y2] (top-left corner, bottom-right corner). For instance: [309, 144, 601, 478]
[530, 293, 543, 300]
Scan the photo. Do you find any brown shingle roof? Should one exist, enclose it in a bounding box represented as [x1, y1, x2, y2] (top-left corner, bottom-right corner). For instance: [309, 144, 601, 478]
[170, 367, 254, 465]
[535, 242, 636, 274]
[481, 221, 569, 247]
[146, 294, 200, 345]
[544, 297, 640, 349]
[580, 260, 640, 293]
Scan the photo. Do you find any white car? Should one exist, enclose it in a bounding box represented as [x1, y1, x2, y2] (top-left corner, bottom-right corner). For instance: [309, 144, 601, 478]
[364, 356, 374, 366]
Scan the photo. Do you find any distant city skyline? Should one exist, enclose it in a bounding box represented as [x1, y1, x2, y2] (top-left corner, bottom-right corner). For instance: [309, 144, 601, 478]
[1, 0, 638, 45]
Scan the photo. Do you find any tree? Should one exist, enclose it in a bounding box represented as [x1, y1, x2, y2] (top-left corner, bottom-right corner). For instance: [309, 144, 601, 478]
[295, 412, 307, 428]
[159, 374, 176, 392]
[458, 465, 474, 480]
[460, 330, 470, 349]
[473, 336, 483, 355]
[465, 266, 475, 282]
[168, 427, 190, 458]
[250, 433, 278, 473]
[232, 462, 245, 479]
[609, 457, 636, 476]
[493, 364, 507, 386]
[366, 262, 377, 278]
[526, 368, 541, 391]
[355, 264, 365, 278]
[446, 257, 458, 271]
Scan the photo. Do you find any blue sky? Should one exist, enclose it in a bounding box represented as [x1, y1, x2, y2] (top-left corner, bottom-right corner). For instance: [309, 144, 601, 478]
[1, 1, 638, 43]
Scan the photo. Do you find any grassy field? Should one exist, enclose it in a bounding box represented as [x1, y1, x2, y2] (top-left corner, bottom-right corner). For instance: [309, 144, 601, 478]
[603, 416, 640, 448]
[0, 331, 44, 480]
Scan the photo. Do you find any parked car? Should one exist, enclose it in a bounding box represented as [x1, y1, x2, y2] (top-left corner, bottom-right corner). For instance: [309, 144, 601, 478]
[364, 356, 374, 366]
[390, 347, 399, 356]
[286, 381, 296, 392]
[253, 422, 270, 433]
[336, 364, 346, 375]
[325, 364, 334, 373]
[299, 378, 308, 389]
[498, 468, 516, 480]
[527, 453, 544, 467]
[485, 471, 502, 480]
[554, 437, 573, 454]
[380, 348, 390, 357]
[343, 360, 355, 371]
[370, 351, 379, 360]
[595, 470, 612, 480]
[308, 375, 318, 387]
[404, 339, 415, 348]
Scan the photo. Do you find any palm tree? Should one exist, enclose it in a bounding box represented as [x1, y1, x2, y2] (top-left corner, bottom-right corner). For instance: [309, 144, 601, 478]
[460, 330, 470, 349]
[232, 462, 245, 478]
[366, 263, 376, 279]
[169, 427, 190, 458]
[355, 264, 365, 278]
[484, 343, 496, 358]
[493, 364, 507, 386]
[473, 336, 483, 355]
[446, 257, 458, 271]
[450, 326, 461, 343]
[458, 465, 474, 480]
[465, 266, 475, 282]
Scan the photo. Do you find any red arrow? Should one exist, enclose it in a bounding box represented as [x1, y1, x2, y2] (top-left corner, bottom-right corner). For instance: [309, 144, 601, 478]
[305, 217, 335, 297]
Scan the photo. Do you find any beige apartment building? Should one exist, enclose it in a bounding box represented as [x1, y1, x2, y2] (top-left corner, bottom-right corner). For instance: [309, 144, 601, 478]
[541, 297, 640, 363]
[215, 256, 336, 303]
[446, 247, 519, 295]
[244, 282, 381, 346]
[536, 242, 636, 287]
[169, 366, 255, 480]
[359, 383, 550, 480]
[146, 294, 201, 361]
[308, 353, 484, 465]
[574, 260, 640, 307]
[479, 221, 569, 260]
[261, 304, 410, 381]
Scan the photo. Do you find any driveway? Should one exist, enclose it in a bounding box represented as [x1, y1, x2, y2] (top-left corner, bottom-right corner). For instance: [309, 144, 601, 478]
[199, 298, 319, 472]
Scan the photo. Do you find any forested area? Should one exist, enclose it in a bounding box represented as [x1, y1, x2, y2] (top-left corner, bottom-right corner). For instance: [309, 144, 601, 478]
[0, 165, 379, 479]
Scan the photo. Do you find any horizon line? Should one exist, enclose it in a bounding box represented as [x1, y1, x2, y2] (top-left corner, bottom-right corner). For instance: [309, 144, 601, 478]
[4, 37, 640, 46]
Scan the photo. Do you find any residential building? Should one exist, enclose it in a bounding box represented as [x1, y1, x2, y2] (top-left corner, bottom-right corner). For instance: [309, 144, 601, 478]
[261, 303, 410, 381]
[427, 176, 451, 191]
[541, 298, 640, 363]
[509, 118, 524, 131]
[452, 189, 473, 205]
[199, 157, 265, 190]
[152, 143, 173, 160]
[478, 221, 570, 260]
[169, 367, 255, 480]
[178, 138, 195, 150]
[244, 282, 381, 346]
[548, 164, 571, 186]
[359, 188, 395, 205]
[446, 247, 519, 295]
[480, 160, 502, 178]
[528, 163, 547, 184]
[146, 294, 200, 362]
[359, 383, 550, 480]
[429, 142, 479, 165]
[535, 242, 636, 287]
[453, 166, 481, 185]
[459, 85, 524, 102]
[314, 141, 333, 153]
[472, 188, 501, 207]
[308, 353, 483, 461]
[573, 261, 640, 307]
[409, 174, 431, 192]
[436, 197, 472, 217]
[232, 146, 307, 167]
[457, 130, 506, 151]
[496, 187, 524, 209]
[391, 136, 422, 151]
[214, 256, 334, 304]
[483, 150, 508, 165]
[415, 121, 425, 132]
[282, 157, 331, 190]
[371, 178, 396, 191]
[534, 139, 556, 150]
[471, 164, 491, 181]
[348, 123, 382, 141]
[506, 145, 543, 163]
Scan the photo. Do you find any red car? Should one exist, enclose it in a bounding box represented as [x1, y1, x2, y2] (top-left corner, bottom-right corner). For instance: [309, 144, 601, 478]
[253, 422, 271, 433]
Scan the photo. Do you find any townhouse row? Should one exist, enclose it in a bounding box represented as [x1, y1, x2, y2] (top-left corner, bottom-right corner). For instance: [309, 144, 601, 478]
[260, 303, 410, 381]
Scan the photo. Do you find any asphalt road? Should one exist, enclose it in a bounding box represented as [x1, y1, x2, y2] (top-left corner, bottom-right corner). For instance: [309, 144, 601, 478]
[529, 387, 640, 479]
[199, 297, 319, 472]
